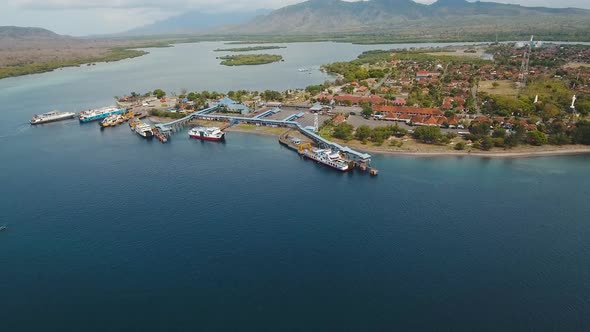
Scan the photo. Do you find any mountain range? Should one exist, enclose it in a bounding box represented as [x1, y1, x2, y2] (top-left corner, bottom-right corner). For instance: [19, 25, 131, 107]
[227, 0, 590, 36]
[125, 9, 270, 35]
[0, 26, 71, 41]
[3, 0, 590, 41]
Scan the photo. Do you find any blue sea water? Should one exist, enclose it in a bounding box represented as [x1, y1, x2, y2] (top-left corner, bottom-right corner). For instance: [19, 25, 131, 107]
[1, 42, 590, 331]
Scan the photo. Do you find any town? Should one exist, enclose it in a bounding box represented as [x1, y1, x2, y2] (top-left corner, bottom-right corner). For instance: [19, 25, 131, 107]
[110, 41, 590, 156]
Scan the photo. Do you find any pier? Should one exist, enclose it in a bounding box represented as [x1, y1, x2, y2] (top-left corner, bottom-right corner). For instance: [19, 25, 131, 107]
[155, 106, 372, 163]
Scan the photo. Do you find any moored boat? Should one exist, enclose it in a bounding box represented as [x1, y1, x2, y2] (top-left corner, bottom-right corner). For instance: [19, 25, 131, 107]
[188, 126, 225, 141]
[134, 122, 153, 138]
[302, 148, 350, 172]
[30, 111, 76, 125]
[79, 106, 124, 123]
[100, 114, 124, 128]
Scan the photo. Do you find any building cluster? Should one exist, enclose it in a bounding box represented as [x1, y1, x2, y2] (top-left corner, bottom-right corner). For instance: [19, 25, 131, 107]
[373, 105, 461, 128]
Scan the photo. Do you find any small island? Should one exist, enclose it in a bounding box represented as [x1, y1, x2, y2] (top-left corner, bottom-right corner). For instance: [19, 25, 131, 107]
[219, 54, 283, 66]
[214, 46, 286, 52]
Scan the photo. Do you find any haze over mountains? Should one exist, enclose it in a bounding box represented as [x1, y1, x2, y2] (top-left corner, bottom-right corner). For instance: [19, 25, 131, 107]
[2, 0, 590, 40]
[125, 9, 271, 36]
[229, 0, 590, 35]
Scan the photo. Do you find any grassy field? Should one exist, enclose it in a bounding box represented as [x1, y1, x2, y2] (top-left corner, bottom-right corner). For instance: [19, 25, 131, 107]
[425, 47, 486, 59]
[227, 124, 290, 136]
[479, 80, 519, 97]
[219, 54, 283, 66]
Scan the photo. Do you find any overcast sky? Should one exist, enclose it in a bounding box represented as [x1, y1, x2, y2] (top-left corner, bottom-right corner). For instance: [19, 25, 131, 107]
[2, 0, 590, 36]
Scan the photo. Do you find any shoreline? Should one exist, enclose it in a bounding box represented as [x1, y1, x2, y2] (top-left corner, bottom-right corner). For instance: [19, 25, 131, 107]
[334, 139, 590, 159]
[151, 116, 590, 159]
[155, 116, 590, 159]
[354, 147, 590, 158]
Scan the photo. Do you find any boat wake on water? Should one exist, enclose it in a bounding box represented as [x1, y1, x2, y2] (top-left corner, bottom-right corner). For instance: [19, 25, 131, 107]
[0, 123, 31, 139]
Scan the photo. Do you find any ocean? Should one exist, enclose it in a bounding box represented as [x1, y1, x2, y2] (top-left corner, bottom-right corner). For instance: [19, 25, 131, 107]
[0, 42, 589, 331]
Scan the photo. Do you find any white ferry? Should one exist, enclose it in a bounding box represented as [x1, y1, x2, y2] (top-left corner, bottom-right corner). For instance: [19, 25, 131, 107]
[303, 148, 350, 172]
[134, 122, 153, 138]
[30, 111, 76, 125]
[188, 127, 225, 141]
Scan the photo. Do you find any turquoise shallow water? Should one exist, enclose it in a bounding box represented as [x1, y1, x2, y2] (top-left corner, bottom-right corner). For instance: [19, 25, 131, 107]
[1, 42, 590, 331]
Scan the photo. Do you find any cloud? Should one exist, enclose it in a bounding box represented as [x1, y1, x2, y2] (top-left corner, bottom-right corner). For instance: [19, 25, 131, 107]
[3, 0, 589, 36]
[8, 0, 590, 11]
[10, 0, 300, 10]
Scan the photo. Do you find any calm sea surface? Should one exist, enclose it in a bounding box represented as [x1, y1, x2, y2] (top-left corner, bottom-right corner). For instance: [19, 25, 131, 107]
[0, 42, 589, 331]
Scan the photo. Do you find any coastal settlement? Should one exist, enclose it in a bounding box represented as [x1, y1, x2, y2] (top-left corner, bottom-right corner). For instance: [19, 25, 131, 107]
[34, 41, 590, 169]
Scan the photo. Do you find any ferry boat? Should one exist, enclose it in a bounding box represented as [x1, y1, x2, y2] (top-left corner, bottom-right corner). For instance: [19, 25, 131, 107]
[188, 127, 225, 141]
[134, 122, 153, 138]
[30, 111, 76, 125]
[303, 148, 350, 172]
[79, 106, 124, 123]
[100, 114, 124, 128]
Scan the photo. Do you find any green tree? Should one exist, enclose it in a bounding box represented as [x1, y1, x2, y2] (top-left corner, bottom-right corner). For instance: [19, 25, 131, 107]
[572, 120, 590, 145]
[549, 132, 571, 145]
[355, 125, 372, 141]
[527, 130, 548, 146]
[492, 128, 506, 139]
[153, 89, 166, 99]
[391, 125, 408, 137]
[342, 85, 355, 94]
[493, 137, 505, 147]
[361, 103, 373, 118]
[540, 103, 561, 121]
[480, 136, 493, 151]
[575, 100, 590, 116]
[333, 122, 354, 141]
[305, 84, 325, 96]
[413, 126, 442, 144]
[469, 121, 491, 138]
[371, 131, 387, 145]
[454, 142, 466, 150]
[262, 90, 282, 101]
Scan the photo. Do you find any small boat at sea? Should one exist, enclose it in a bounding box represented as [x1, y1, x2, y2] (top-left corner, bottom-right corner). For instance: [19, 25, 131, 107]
[0, 225, 7, 232]
[30, 111, 76, 125]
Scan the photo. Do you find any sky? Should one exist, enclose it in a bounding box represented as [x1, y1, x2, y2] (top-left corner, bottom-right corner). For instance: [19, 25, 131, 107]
[2, 0, 590, 36]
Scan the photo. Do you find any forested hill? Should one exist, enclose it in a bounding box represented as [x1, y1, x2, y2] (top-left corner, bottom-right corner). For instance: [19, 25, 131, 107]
[227, 0, 590, 40]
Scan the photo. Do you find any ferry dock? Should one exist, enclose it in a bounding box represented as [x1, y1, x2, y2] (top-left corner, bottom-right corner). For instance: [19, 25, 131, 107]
[35, 101, 378, 173]
[154, 104, 378, 174]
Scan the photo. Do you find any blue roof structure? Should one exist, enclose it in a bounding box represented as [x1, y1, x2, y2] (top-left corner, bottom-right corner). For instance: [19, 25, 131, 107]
[216, 97, 250, 114]
[310, 103, 323, 111]
[218, 97, 237, 106]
